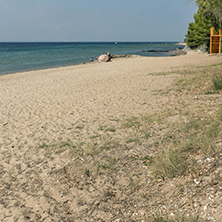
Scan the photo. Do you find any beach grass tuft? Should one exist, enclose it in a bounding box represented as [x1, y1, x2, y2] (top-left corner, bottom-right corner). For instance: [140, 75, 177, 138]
[212, 73, 222, 90]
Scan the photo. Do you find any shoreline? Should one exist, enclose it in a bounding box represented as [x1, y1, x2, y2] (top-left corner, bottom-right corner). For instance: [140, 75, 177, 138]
[0, 49, 185, 76]
[0, 50, 215, 78]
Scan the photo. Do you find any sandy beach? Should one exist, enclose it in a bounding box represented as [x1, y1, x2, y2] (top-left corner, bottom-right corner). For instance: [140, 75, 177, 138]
[1, 52, 222, 221]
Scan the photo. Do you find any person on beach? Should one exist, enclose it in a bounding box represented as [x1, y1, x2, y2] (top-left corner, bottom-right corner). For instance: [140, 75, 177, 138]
[107, 52, 112, 62]
[90, 57, 94, 62]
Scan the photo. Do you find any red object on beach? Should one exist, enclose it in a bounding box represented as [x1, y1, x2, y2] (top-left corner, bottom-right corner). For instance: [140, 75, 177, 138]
[98, 54, 108, 63]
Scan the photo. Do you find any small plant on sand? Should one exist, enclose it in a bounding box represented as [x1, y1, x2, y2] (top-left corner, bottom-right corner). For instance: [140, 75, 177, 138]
[104, 127, 116, 132]
[83, 168, 90, 177]
[39, 143, 48, 148]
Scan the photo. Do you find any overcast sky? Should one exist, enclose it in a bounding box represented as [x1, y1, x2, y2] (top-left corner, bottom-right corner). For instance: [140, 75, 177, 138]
[0, 0, 197, 42]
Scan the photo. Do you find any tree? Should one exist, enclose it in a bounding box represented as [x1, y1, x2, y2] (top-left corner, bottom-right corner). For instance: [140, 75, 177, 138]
[195, 0, 222, 28]
[185, 8, 211, 49]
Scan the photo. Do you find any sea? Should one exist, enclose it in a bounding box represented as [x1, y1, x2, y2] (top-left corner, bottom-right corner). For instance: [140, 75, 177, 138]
[0, 42, 184, 75]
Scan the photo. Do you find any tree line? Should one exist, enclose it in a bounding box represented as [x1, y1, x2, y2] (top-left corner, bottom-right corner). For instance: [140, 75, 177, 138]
[186, 0, 222, 50]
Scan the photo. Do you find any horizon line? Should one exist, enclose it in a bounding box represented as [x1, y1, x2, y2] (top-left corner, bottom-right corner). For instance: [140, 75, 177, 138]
[0, 40, 183, 43]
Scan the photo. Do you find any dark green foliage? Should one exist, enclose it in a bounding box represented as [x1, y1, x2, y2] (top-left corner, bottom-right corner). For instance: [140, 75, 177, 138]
[186, 0, 222, 50]
[185, 8, 211, 49]
[195, 0, 222, 27]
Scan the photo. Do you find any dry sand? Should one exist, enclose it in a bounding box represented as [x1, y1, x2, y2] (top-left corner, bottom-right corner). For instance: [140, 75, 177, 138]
[0, 51, 221, 221]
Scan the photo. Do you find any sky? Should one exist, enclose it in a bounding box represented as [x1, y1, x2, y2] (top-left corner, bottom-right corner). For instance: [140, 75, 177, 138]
[0, 0, 197, 42]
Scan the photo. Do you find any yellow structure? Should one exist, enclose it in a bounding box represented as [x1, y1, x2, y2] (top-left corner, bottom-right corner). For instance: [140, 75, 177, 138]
[210, 27, 222, 54]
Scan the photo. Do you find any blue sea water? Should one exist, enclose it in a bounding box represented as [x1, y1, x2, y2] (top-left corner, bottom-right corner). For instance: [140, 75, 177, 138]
[0, 42, 184, 75]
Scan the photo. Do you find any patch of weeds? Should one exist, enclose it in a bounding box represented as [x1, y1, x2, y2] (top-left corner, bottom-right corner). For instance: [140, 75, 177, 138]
[150, 214, 207, 222]
[205, 91, 219, 95]
[184, 118, 202, 132]
[110, 118, 120, 122]
[104, 127, 116, 133]
[208, 62, 222, 67]
[176, 183, 185, 194]
[83, 169, 90, 177]
[176, 74, 208, 92]
[212, 73, 222, 90]
[51, 140, 97, 157]
[129, 154, 140, 161]
[54, 139, 80, 156]
[54, 147, 67, 154]
[126, 137, 141, 145]
[99, 125, 107, 131]
[39, 143, 48, 148]
[151, 211, 174, 222]
[132, 172, 142, 178]
[76, 125, 84, 130]
[100, 139, 119, 151]
[127, 177, 142, 193]
[58, 141, 72, 148]
[99, 125, 116, 132]
[70, 141, 98, 156]
[122, 116, 141, 129]
[172, 63, 222, 94]
[141, 155, 153, 166]
[152, 110, 176, 125]
[152, 89, 164, 95]
[97, 157, 117, 171]
[85, 142, 98, 155]
[142, 131, 152, 139]
[35, 158, 44, 165]
[151, 148, 188, 179]
[141, 115, 154, 125]
[149, 71, 176, 76]
[151, 108, 222, 179]
[90, 134, 100, 139]
[149, 69, 198, 77]
[181, 113, 221, 154]
[67, 140, 84, 156]
[206, 120, 220, 138]
[217, 109, 222, 121]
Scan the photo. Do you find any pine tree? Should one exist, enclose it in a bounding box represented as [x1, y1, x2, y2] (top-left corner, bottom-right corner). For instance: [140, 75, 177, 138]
[185, 8, 211, 49]
[195, 0, 222, 27]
